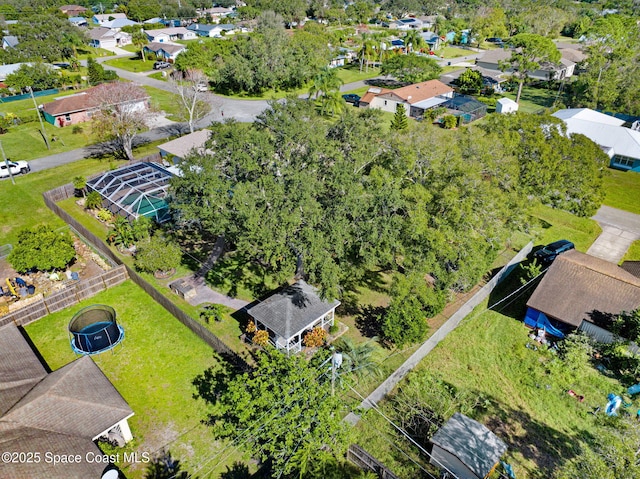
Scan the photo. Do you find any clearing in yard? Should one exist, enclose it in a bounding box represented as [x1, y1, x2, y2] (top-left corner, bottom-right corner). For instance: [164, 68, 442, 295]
[104, 56, 154, 73]
[603, 168, 640, 215]
[501, 86, 561, 113]
[24, 280, 249, 478]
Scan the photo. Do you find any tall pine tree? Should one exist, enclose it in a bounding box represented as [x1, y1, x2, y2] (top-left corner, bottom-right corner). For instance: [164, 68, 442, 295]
[390, 103, 408, 130]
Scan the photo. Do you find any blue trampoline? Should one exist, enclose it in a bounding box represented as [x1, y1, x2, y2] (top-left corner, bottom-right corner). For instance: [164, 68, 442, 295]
[69, 305, 124, 355]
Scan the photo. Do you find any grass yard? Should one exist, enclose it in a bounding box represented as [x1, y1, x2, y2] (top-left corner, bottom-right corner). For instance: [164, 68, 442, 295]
[622, 240, 640, 262]
[603, 168, 640, 214]
[76, 46, 113, 60]
[336, 64, 381, 85]
[528, 204, 602, 252]
[355, 300, 622, 479]
[438, 46, 471, 59]
[148, 72, 167, 81]
[501, 86, 560, 113]
[143, 86, 183, 118]
[24, 281, 249, 478]
[0, 158, 122, 246]
[104, 56, 154, 73]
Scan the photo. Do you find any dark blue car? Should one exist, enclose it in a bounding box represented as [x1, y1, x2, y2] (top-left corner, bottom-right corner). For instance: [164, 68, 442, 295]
[342, 94, 361, 106]
[533, 240, 575, 264]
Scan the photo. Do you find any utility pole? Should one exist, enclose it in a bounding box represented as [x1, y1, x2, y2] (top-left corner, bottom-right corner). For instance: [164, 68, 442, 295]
[0, 141, 15, 185]
[331, 349, 342, 397]
[27, 86, 50, 150]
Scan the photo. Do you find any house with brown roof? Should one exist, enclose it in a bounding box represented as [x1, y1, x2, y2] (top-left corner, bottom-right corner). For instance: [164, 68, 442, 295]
[525, 250, 640, 342]
[59, 4, 88, 16]
[158, 129, 211, 163]
[41, 83, 150, 127]
[358, 79, 454, 118]
[0, 322, 133, 478]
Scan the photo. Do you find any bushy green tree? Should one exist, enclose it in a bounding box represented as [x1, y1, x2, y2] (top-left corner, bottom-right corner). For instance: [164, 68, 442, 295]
[456, 68, 483, 95]
[193, 348, 348, 478]
[8, 225, 76, 273]
[381, 54, 442, 83]
[382, 296, 428, 347]
[134, 235, 182, 274]
[5, 63, 61, 91]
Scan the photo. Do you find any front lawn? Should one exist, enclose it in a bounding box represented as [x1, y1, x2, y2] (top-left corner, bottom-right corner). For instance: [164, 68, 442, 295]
[104, 56, 154, 73]
[501, 86, 559, 113]
[336, 64, 381, 85]
[24, 280, 249, 478]
[622, 240, 640, 262]
[438, 46, 471, 59]
[142, 86, 182, 118]
[603, 168, 640, 214]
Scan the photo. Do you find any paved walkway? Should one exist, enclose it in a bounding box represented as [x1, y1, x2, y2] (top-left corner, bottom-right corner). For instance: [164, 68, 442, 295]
[588, 206, 640, 263]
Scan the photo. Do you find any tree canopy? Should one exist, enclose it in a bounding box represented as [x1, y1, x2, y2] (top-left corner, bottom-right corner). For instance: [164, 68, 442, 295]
[8, 225, 76, 273]
[381, 54, 442, 84]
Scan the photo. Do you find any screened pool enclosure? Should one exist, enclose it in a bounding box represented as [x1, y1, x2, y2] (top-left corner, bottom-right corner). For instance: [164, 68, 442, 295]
[87, 162, 173, 223]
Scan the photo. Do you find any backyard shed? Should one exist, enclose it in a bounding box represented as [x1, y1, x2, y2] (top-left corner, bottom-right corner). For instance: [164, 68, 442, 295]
[496, 98, 519, 114]
[430, 412, 507, 479]
[86, 162, 173, 223]
[247, 280, 340, 354]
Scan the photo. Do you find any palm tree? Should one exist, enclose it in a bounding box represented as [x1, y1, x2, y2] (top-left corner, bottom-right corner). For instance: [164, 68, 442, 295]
[319, 90, 346, 117]
[334, 337, 382, 380]
[358, 34, 377, 72]
[404, 29, 424, 54]
[132, 29, 149, 62]
[308, 67, 342, 100]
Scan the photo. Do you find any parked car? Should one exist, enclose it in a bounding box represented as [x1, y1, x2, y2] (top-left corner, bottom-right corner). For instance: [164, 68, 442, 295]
[0, 160, 30, 179]
[153, 61, 171, 70]
[342, 94, 361, 105]
[195, 82, 208, 92]
[533, 240, 575, 264]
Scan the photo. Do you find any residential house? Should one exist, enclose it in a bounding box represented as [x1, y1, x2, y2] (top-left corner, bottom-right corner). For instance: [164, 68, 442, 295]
[145, 27, 197, 43]
[1, 35, 19, 49]
[187, 23, 236, 37]
[525, 250, 640, 342]
[475, 46, 581, 81]
[0, 322, 133, 478]
[247, 280, 340, 354]
[143, 42, 186, 62]
[198, 6, 234, 21]
[420, 31, 442, 51]
[143, 17, 164, 25]
[157, 129, 211, 164]
[552, 108, 640, 171]
[102, 18, 139, 30]
[88, 27, 132, 49]
[495, 97, 519, 114]
[430, 413, 507, 479]
[69, 16, 88, 27]
[390, 17, 423, 30]
[358, 79, 454, 118]
[41, 83, 150, 127]
[60, 4, 88, 16]
[93, 13, 128, 26]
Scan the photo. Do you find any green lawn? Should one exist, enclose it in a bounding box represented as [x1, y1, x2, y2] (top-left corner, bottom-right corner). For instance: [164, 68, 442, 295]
[622, 240, 640, 262]
[603, 168, 640, 214]
[501, 86, 560, 113]
[148, 72, 167, 81]
[355, 301, 622, 479]
[24, 281, 249, 478]
[76, 46, 113, 60]
[438, 46, 470, 59]
[528, 204, 602, 252]
[142, 86, 183, 118]
[336, 65, 381, 85]
[104, 56, 154, 73]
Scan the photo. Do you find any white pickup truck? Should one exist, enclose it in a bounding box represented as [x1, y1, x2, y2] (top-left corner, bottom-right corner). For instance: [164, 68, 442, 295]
[0, 160, 30, 179]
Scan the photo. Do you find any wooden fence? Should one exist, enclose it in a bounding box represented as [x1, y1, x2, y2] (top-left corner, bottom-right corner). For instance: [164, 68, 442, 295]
[0, 265, 128, 328]
[347, 445, 401, 479]
[42, 184, 250, 371]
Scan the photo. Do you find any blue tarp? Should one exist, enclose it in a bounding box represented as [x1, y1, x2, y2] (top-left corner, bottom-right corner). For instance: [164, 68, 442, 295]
[524, 308, 566, 339]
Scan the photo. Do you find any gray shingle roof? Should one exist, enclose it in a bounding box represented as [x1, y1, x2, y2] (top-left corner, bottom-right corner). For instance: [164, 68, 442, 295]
[527, 250, 640, 327]
[431, 413, 507, 478]
[248, 280, 340, 340]
[0, 323, 48, 416]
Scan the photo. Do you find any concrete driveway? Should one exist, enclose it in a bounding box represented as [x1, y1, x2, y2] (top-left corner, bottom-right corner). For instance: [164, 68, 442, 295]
[587, 205, 640, 263]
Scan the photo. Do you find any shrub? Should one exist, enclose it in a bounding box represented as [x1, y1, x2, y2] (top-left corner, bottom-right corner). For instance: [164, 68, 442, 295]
[200, 304, 227, 323]
[329, 324, 339, 335]
[253, 329, 269, 346]
[382, 296, 428, 347]
[303, 326, 327, 348]
[96, 208, 113, 222]
[85, 191, 102, 210]
[557, 332, 593, 376]
[72, 125, 83, 134]
[134, 235, 182, 274]
[8, 225, 76, 273]
[442, 114, 457, 129]
[246, 320, 257, 333]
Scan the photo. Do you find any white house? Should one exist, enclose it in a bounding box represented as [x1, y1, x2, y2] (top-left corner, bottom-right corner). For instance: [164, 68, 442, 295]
[496, 97, 519, 114]
[88, 27, 132, 49]
[93, 13, 128, 25]
[359, 79, 454, 118]
[553, 108, 640, 171]
[187, 23, 236, 37]
[145, 27, 197, 43]
[143, 42, 186, 62]
[390, 17, 423, 30]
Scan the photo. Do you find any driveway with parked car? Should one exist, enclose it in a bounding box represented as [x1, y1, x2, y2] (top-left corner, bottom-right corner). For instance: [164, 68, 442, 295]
[0, 160, 30, 179]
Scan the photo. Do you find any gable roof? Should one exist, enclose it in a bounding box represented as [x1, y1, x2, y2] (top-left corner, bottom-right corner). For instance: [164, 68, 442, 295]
[497, 97, 518, 106]
[553, 108, 625, 126]
[2, 35, 19, 48]
[103, 18, 139, 29]
[93, 13, 127, 22]
[363, 80, 453, 106]
[88, 26, 116, 41]
[158, 129, 211, 159]
[0, 323, 48, 416]
[527, 250, 640, 327]
[0, 323, 133, 478]
[431, 412, 507, 478]
[42, 84, 149, 117]
[248, 280, 340, 340]
[144, 41, 186, 55]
